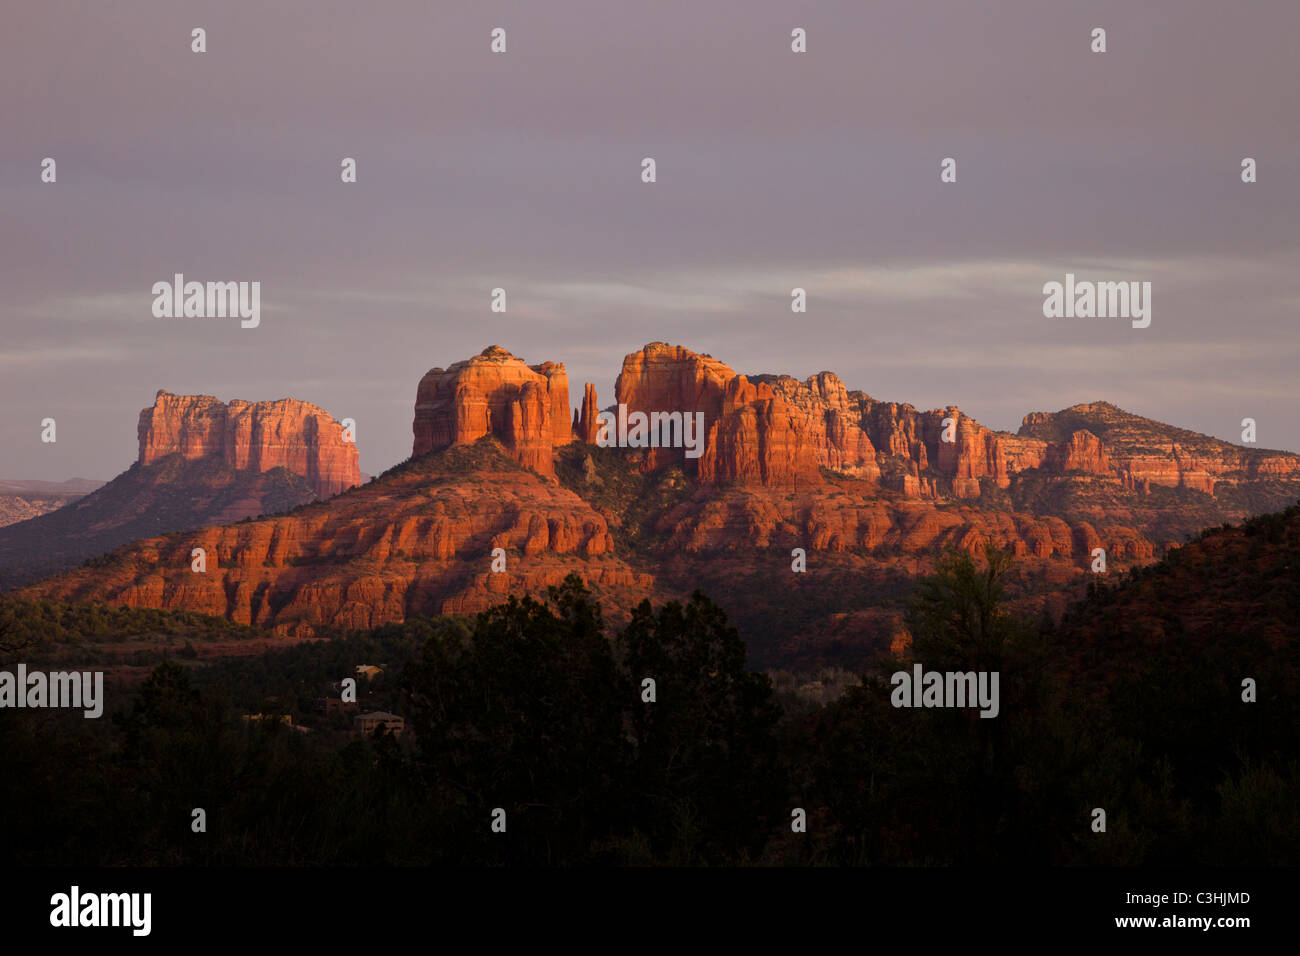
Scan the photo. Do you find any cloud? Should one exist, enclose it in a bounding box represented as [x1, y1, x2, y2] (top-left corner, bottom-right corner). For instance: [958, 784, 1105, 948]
[16, 292, 155, 323]
[0, 344, 132, 366]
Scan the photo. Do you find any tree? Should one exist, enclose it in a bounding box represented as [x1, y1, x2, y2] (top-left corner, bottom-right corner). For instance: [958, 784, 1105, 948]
[906, 543, 1031, 671]
[0, 612, 37, 665]
[401, 574, 626, 864]
[123, 658, 202, 732]
[616, 591, 784, 863]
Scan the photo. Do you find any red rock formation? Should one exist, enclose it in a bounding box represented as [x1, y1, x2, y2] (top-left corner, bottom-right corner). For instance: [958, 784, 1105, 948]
[1250, 456, 1300, 479]
[137, 391, 360, 498]
[412, 346, 572, 477]
[615, 343, 734, 419]
[754, 372, 881, 480]
[1118, 455, 1216, 494]
[651, 477, 1152, 565]
[930, 409, 1010, 497]
[612, 343, 733, 470]
[1047, 429, 1111, 474]
[1019, 402, 1300, 496]
[697, 376, 823, 488]
[573, 383, 601, 443]
[1001, 435, 1049, 472]
[610, 344, 1040, 498]
[614, 344, 879, 486]
[31, 343, 1300, 673]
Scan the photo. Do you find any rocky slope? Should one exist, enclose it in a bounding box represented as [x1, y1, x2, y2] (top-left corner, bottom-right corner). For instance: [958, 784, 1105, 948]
[25, 441, 656, 636]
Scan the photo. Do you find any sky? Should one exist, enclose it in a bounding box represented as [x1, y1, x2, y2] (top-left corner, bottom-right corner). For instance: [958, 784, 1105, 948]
[4, 0, 1298, 480]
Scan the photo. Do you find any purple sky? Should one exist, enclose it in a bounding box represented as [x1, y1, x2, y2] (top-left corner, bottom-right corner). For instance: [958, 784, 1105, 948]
[4, 0, 1298, 480]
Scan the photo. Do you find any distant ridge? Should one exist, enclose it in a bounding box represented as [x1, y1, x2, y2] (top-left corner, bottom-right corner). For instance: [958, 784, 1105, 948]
[0, 478, 106, 496]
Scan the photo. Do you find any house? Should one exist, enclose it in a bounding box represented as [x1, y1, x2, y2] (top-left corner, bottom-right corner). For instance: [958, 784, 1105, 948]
[354, 711, 404, 738]
[241, 713, 292, 726]
[313, 697, 358, 715]
[355, 665, 384, 680]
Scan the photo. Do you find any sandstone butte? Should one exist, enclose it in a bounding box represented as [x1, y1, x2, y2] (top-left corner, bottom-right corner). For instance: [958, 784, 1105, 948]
[21, 342, 1300, 659]
[139, 390, 360, 498]
[412, 346, 571, 477]
[0, 391, 364, 591]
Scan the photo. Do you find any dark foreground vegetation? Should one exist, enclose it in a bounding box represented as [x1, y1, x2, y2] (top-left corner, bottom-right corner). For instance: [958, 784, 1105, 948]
[1, 505, 1297, 866]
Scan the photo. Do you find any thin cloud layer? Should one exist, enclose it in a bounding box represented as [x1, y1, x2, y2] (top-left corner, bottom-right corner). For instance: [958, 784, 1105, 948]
[2, 0, 1297, 478]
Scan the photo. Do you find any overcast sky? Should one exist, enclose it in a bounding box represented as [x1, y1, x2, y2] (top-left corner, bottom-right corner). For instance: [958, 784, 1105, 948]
[4, 0, 1298, 480]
